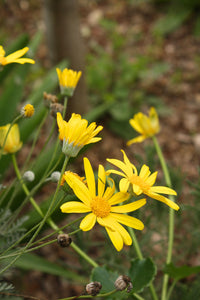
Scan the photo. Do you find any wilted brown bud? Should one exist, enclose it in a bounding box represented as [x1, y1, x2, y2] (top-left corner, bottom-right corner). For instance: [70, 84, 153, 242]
[57, 233, 72, 247]
[85, 281, 102, 296]
[114, 275, 133, 293]
[43, 92, 58, 108]
[50, 103, 64, 118]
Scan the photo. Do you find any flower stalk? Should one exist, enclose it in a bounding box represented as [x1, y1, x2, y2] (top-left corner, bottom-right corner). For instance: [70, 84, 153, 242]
[152, 136, 176, 300]
[11, 154, 98, 268]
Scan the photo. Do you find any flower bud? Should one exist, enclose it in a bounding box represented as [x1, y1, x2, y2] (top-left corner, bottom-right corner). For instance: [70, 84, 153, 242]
[50, 103, 64, 118]
[85, 282, 102, 296]
[57, 233, 72, 247]
[43, 92, 58, 108]
[23, 171, 35, 182]
[50, 171, 61, 182]
[114, 275, 133, 292]
[21, 104, 35, 118]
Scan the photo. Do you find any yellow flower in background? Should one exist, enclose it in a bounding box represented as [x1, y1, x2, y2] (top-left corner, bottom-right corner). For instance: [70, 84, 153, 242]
[21, 104, 35, 118]
[57, 112, 103, 157]
[0, 46, 35, 66]
[127, 107, 160, 145]
[0, 124, 22, 154]
[56, 67, 82, 96]
[107, 150, 179, 211]
[61, 157, 146, 251]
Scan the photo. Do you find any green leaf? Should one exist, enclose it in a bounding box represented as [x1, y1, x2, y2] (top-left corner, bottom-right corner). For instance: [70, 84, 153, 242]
[9, 252, 84, 282]
[129, 258, 157, 293]
[91, 266, 118, 293]
[164, 263, 200, 281]
[153, 8, 191, 36]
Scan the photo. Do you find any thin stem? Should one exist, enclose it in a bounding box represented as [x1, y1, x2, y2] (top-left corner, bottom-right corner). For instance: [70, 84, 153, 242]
[58, 289, 117, 300]
[129, 228, 158, 300]
[152, 136, 175, 300]
[70, 242, 98, 268]
[11, 154, 98, 269]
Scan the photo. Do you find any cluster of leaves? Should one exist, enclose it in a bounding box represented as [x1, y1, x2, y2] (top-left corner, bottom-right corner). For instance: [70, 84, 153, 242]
[86, 18, 169, 139]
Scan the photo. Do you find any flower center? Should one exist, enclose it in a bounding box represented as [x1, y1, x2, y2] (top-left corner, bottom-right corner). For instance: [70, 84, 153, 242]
[129, 174, 150, 193]
[90, 196, 111, 218]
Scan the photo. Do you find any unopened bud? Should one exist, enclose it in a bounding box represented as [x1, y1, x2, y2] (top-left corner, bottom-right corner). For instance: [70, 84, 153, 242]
[86, 282, 102, 296]
[114, 275, 133, 292]
[50, 103, 64, 118]
[23, 171, 35, 182]
[50, 171, 61, 182]
[57, 233, 72, 247]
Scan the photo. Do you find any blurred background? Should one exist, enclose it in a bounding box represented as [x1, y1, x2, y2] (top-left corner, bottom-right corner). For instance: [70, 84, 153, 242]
[1, 0, 200, 299]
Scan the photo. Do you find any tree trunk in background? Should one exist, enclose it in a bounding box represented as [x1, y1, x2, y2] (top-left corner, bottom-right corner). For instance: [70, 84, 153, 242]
[43, 0, 89, 117]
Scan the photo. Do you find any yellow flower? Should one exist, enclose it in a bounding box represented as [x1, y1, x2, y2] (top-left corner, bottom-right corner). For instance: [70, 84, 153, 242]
[127, 107, 160, 145]
[21, 104, 35, 118]
[107, 150, 179, 211]
[61, 157, 146, 251]
[0, 124, 22, 154]
[57, 112, 103, 157]
[0, 46, 35, 66]
[56, 67, 82, 96]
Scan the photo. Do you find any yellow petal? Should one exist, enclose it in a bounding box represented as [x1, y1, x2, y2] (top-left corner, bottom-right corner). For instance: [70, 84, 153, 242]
[107, 158, 132, 177]
[98, 164, 106, 197]
[127, 135, 146, 145]
[109, 218, 132, 246]
[60, 201, 91, 213]
[84, 157, 96, 197]
[103, 178, 115, 201]
[150, 186, 177, 195]
[12, 58, 35, 64]
[106, 169, 126, 178]
[147, 192, 179, 210]
[5, 47, 29, 61]
[145, 171, 157, 186]
[111, 213, 144, 230]
[64, 172, 91, 206]
[139, 165, 151, 180]
[111, 198, 146, 213]
[108, 191, 130, 205]
[80, 213, 96, 231]
[129, 115, 144, 134]
[105, 227, 123, 251]
[0, 45, 5, 57]
[119, 178, 130, 192]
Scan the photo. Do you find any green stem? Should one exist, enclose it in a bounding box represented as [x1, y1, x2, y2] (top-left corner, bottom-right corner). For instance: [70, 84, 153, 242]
[152, 136, 175, 300]
[11, 154, 98, 269]
[70, 242, 98, 268]
[129, 228, 158, 300]
[59, 289, 117, 300]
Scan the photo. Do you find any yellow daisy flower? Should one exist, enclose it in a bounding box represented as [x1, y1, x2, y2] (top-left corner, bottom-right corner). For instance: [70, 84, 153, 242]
[0, 46, 35, 66]
[57, 112, 103, 157]
[0, 124, 22, 154]
[127, 107, 160, 145]
[107, 150, 179, 211]
[61, 157, 146, 251]
[56, 67, 82, 96]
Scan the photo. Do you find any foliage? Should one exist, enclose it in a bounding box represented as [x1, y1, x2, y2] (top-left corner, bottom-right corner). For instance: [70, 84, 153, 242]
[0, 23, 199, 300]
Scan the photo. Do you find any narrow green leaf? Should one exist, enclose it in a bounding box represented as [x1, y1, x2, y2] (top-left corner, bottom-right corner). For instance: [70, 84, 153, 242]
[164, 263, 200, 281]
[10, 253, 84, 282]
[129, 258, 157, 293]
[153, 8, 191, 36]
